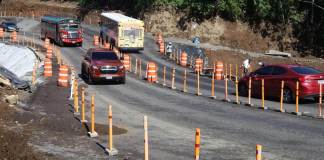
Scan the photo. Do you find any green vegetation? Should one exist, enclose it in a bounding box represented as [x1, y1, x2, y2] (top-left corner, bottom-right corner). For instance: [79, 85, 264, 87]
[78, 0, 324, 56]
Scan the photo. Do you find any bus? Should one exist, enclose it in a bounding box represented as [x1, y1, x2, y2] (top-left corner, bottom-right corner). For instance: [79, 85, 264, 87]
[100, 12, 144, 52]
[40, 16, 83, 46]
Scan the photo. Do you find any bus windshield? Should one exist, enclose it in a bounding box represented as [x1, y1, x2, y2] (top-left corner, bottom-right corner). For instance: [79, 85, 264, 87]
[59, 24, 79, 30]
[123, 29, 141, 38]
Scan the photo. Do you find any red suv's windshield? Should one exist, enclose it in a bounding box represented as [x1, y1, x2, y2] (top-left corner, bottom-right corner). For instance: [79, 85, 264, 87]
[92, 52, 118, 60]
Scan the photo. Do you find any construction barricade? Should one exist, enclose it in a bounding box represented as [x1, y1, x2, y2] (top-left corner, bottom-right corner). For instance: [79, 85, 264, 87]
[44, 38, 50, 49]
[195, 58, 203, 74]
[159, 41, 165, 54]
[11, 31, 17, 43]
[58, 65, 69, 87]
[215, 61, 224, 80]
[156, 33, 163, 45]
[146, 62, 158, 83]
[0, 27, 3, 38]
[122, 54, 130, 71]
[93, 35, 99, 47]
[46, 45, 53, 59]
[180, 51, 188, 66]
[44, 58, 52, 77]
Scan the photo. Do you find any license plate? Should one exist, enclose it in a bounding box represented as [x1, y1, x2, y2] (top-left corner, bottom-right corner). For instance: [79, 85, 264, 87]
[318, 80, 324, 84]
[106, 76, 112, 80]
[72, 41, 76, 44]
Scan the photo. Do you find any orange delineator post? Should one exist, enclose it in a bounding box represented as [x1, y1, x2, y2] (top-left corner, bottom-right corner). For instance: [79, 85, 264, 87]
[196, 70, 202, 96]
[261, 79, 265, 109]
[211, 68, 215, 98]
[280, 81, 285, 112]
[256, 144, 262, 160]
[105, 105, 118, 155]
[194, 128, 201, 160]
[171, 68, 176, 89]
[88, 95, 98, 137]
[144, 116, 149, 160]
[229, 64, 232, 81]
[73, 79, 79, 113]
[224, 76, 229, 101]
[296, 81, 299, 114]
[235, 76, 239, 104]
[183, 69, 187, 92]
[248, 77, 252, 105]
[81, 87, 87, 123]
[163, 66, 166, 86]
[108, 105, 113, 150]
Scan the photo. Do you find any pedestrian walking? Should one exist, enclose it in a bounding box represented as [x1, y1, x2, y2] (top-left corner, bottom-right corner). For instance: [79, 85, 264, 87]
[166, 42, 173, 59]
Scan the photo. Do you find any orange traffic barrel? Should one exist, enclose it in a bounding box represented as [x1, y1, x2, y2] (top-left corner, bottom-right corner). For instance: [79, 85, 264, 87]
[157, 33, 163, 44]
[195, 58, 203, 73]
[146, 62, 158, 82]
[44, 58, 52, 77]
[215, 61, 224, 80]
[44, 38, 50, 49]
[93, 35, 99, 47]
[58, 65, 69, 87]
[123, 54, 131, 71]
[180, 51, 188, 66]
[11, 31, 17, 42]
[46, 45, 53, 59]
[0, 27, 4, 38]
[159, 41, 165, 54]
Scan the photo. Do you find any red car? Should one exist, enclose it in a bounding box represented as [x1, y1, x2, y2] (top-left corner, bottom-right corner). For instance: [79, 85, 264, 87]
[238, 64, 324, 103]
[81, 48, 126, 84]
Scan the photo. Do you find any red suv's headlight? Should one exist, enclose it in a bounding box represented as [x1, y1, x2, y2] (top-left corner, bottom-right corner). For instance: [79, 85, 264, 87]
[118, 65, 124, 69]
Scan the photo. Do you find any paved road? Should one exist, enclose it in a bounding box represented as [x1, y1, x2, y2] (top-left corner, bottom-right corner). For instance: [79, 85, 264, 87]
[16, 18, 324, 159]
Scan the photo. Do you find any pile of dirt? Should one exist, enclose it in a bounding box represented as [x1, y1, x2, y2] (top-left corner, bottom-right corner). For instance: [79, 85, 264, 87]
[0, 93, 48, 159]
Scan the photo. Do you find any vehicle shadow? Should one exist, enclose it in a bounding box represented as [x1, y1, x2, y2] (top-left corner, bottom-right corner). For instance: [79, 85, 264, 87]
[229, 92, 317, 104]
[78, 74, 123, 86]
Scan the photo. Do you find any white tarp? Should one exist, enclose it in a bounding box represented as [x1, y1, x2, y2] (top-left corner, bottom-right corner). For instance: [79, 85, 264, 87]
[0, 43, 37, 80]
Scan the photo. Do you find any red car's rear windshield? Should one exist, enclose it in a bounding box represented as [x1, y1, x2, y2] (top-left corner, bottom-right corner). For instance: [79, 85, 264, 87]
[291, 66, 321, 75]
[92, 52, 118, 60]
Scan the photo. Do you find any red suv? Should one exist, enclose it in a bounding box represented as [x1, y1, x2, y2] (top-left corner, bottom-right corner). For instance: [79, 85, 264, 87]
[81, 48, 125, 84]
[238, 64, 324, 103]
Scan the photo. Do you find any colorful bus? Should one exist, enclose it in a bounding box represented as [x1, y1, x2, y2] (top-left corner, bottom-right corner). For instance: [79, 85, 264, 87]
[100, 12, 144, 52]
[41, 16, 83, 46]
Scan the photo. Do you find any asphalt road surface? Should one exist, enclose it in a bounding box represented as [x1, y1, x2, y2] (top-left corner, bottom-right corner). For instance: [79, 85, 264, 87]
[16, 18, 324, 159]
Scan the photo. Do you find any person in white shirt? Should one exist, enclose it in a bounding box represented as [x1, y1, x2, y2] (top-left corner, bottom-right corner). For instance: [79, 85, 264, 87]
[242, 59, 251, 75]
[166, 42, 173, 59]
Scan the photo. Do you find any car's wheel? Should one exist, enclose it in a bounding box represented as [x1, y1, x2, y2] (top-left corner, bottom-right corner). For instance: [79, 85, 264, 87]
[283, 88, 294, 103]
[238, 83, 248, 97]
[314, 97, 320, 103]
[120, 77, 126, 84]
